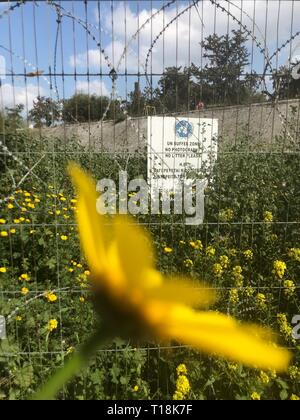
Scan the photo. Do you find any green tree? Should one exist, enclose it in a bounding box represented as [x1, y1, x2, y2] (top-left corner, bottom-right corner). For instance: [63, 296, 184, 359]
[29, 96, 61, 127]
[192, 30, 261, 106]
[62, 94, 109, 123]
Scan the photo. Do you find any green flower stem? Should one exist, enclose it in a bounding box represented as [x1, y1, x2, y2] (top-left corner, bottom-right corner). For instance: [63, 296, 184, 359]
[32, 331, 110, 400]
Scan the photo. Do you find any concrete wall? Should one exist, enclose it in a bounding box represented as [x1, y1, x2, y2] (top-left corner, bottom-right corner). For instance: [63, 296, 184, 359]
[41, 98, 300, 154]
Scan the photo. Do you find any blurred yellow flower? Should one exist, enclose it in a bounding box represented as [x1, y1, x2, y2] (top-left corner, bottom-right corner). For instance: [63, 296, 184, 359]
[173, 391, 184, 400]
[7, 203, 14, 209]
[264, 211, 273, 223]
[0, 219, 6, 224]
[256, 293, 267, 309]
[47, 319, 58, 332]
[44, 292, 58, 303]
[213, 263, 223, 277]
[0, 267, 7, 273]
[251, 392, 261, 400]
[176, 375, 190, 396]
[243, 249, 253, 260]
[273, 260, 286, 279]
[189, 240, 203, 251]
[290, 394, 300, 400]
[288, 248, 300, 262]
[283, 280, 296, 298]
[176, 363, 188, 376]
[229, 288, 239, 305]
[184, 259, 193, 268]
[164, 247, 173, 253]
[133, 385, 139, 392]
[259, 370, 270, 384]
[21, 287, 29, 296]
[79, 296, 85, 303]
[206, 246, 216, 257]
[0, 231, 8, 237]
[68, 163, 291, 372]
[15, 316, 23, 322]
[61, 235, 68, 241]
[19, 273, 30, 282]
[219, 255, 229, 268]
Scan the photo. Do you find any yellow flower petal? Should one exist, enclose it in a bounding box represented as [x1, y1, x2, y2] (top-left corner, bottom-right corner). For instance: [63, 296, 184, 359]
[114, 216, 155, 286]
[164, 307, 291, 372]
[68, 163, 108, 276]
[147, 277, 216, 308]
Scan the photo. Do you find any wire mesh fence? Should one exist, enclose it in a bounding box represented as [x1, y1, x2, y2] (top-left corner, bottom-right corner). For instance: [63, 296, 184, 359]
[0, 0, 300, 400]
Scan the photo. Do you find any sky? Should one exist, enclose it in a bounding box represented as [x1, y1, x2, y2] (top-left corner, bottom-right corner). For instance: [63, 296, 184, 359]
[0, 0, 300, 115]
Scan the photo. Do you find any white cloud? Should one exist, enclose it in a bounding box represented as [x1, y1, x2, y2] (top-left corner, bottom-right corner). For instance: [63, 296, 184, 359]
[76, 80, 109, 96]
[70, 1, 300, 81]
[0, 83, 45, 110]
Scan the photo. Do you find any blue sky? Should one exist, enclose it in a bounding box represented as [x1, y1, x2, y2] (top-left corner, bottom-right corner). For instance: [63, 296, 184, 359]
[0, 0, 300, 113]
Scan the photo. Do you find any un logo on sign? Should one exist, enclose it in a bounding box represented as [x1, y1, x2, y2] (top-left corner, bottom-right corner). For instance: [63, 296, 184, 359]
[175, 120, 193, 139]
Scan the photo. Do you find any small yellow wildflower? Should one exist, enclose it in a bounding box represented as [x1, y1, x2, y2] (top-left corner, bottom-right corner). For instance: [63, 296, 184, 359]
[164, 247, 172, 253]
[61, 235, 68, 241]
[259, 371, 270, 384]
[15, 316, 22, 322]
[288, 366, 300, 380]
[288, 248, 300, 262]
[228, 363, 238, 371]
[290, 394, 300, 400]
[243, 249, 253, 260]
[229, 248, 237, 257]
[13, 219, 20, 224]
[244, 286, 254, 297]
[219, 255, 229, 268]
[84, 270, 91, 276]
[10, 229, 16, 234]
[66, 346, 74, 355]
[206, 246, 216, 257]
[133, 385, 139, 392]
[27, 203, 35, 209]
[79, 296, 85, 303]
[21, 287, 29, 296]
[189, 240, 203, 251]
[176, 375, 190, 396]
[229, 288, 239, 305]
[273, 260, 287, 279]
[232, 265, 244, 286]
[264, 211, 273, 223]
[176, 364, 188, 376]
[283, 280, 296, 298]
[7, 203, 14, 209]
[19, 274, 30, 282]
[0, 267, 7, 273]
[251, 392, 261, 400]
[256, 293, 266, 309]
[213, 263, 223, 277]
[219, 208, 234, 222]
[44, 292, 58, 303]
[47, 319, 58, 332]
[0, 231, 8, 237]
[173, 391, 184, 400]
[277, 313, 294, 342]
[184, 259, 193, 268]
[0, 219, 6, 224]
